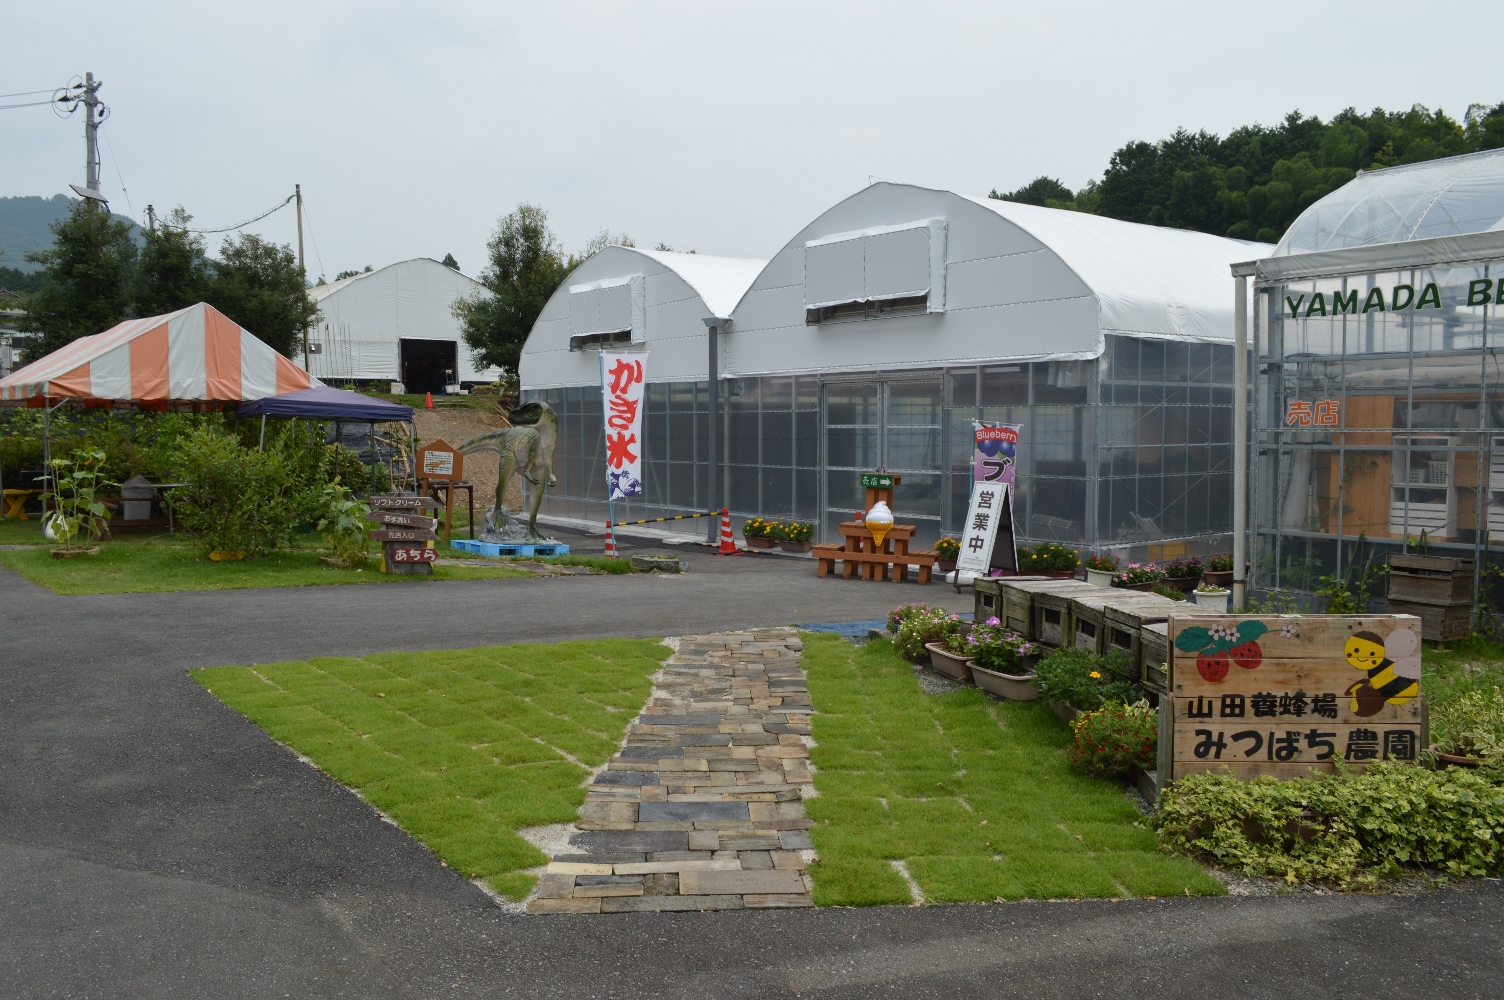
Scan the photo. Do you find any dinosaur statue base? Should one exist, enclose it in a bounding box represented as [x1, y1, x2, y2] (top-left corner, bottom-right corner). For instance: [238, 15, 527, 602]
[479, 505, 560, 545]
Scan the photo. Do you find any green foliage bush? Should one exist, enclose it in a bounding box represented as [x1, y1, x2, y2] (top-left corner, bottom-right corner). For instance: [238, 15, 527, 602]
[1430, 689, 1504, 762]
[1016, 542, 1079, 573]
[1156, 763, 1504, 888]
[316, 480, 371, 566]
[894, 607, 965, 663]
[163, 425, 322, 556]
[1033, 647, 1139, 710]
[886, 602, 934, 634]
[1069, 701, 1157, 779]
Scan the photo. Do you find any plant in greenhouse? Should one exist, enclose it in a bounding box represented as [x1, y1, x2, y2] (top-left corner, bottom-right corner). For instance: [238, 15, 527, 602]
[1085, 553, 1120, 572]
[1113, 562, 1165, 586]
[1017, 542, 1080, 573]
[1207, 553, 1234, 572]
[934, 537, 960, 560]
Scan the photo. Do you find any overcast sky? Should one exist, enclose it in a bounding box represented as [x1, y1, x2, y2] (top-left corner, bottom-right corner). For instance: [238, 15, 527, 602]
[5, 1, 1498, 278]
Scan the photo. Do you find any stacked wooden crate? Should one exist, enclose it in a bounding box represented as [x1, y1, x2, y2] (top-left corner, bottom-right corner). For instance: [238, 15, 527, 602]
[1387, 554, 1473, 641]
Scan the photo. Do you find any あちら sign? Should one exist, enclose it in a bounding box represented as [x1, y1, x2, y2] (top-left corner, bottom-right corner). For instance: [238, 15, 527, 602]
[1167, 615, 1423, 780]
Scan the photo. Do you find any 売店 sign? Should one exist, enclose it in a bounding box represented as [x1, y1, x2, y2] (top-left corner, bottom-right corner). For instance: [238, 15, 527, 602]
[1168, 614, 1423, 780]
[860, 473, 895, 489]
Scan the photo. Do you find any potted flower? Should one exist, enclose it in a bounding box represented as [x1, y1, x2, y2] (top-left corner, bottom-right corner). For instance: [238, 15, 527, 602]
[934, 536, 960, 572]
[1068, 700, 1157, 783]
[741, 517, 777, 549]
[1160, 555, 1203, 592]
[926, 628, 976, 683]
[1193, 581, 1229, 612]
[966, 617, 1041, 701]
[1112, 562, 1164, 592]
[901, 609, 968, 679]
[1084, 553, 1119, 588]
[1428, 689, 1504, 768]
[778, 521, 814, 554]
[1204, 553, 1235, 588]
[1017, 542, 1080, 579]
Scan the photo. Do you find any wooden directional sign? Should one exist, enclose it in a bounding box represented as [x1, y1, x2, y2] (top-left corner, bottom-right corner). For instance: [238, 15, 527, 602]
[370, 495, 440, 511]
[366, 511, 439, 530]
[371, 528, 438, 543]
[1166, 614, 1424, 781]
[388, 546, 436, 564]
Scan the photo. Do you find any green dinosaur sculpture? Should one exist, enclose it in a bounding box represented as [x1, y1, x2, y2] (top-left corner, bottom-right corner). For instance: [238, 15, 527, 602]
[457, 401, 559, 541]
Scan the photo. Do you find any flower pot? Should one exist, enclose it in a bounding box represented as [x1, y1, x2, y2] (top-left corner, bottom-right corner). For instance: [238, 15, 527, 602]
[924, 642, 973, 683]
[745, 536, 776, 549]
[1039, 569, 1077, 579]
[1203, 570, 1234, 587]
[971, 665, 1039, 701]
[1193, 590, 1230, 612]
[937, 558, 957, 573]
[777, 539, 812, 553]
[1118, 581, 1158, 592]
[1048, 701, 1082, 725]
[1085, 568, 1114, 588]
[1430, 744, 1481, 769]
[1164, 575, 1200, 593]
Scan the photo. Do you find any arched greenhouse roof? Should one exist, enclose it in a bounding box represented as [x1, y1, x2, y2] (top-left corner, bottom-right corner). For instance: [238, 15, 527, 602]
[1275, 147, 1504, 256]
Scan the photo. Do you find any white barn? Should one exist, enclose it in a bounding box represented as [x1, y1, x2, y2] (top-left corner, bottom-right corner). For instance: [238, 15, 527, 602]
[306, 257, 502, 392]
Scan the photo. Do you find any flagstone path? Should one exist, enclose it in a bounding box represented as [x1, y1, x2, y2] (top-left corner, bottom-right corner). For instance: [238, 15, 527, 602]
[528, 628, 817, 913]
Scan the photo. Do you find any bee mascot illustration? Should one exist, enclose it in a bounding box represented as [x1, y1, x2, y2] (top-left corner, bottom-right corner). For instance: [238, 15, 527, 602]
[1343, 629, 1421, 717]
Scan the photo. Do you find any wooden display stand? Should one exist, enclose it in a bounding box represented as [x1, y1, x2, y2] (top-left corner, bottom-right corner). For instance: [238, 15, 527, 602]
[812, 474, 939, 584]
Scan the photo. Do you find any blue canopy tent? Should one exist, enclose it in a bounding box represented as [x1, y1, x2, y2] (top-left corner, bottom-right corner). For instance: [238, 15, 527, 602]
[238, 385, 416, 488]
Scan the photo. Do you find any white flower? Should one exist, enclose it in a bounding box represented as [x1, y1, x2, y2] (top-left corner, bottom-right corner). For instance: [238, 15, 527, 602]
[1279, 625, 1299, 639]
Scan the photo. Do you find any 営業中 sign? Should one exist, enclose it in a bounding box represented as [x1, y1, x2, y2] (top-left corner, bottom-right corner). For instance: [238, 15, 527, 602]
[1168, 614, 1424, 780]
[600, 352, 649, 501]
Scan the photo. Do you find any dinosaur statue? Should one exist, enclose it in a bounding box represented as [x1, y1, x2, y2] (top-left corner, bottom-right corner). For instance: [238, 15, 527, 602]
[457, 401, 560, 541]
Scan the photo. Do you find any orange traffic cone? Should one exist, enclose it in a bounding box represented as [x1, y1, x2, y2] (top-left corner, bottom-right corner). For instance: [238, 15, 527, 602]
[425, 391, 434, 410]
[603, 519, 619, 557]
[717, 507, 738, 555]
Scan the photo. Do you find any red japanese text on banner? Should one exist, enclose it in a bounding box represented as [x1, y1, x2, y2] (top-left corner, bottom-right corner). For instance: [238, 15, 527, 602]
[600, 351, 649, 500]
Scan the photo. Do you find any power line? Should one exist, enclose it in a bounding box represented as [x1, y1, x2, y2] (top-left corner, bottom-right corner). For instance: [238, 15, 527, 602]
[99, 123, 135, 217]
[298, 195, 328, 279]
[0, 87, 59, 98]
[165, 194, 296, 235]
[0, 97, 60, 111]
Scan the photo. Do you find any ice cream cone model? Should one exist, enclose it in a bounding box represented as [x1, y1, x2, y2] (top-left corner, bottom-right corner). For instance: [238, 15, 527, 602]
[865, 500, 894, 548]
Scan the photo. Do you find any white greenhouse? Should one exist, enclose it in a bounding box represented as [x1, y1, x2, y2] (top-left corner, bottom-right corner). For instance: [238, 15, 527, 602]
[521, 182, 1269, 554]
[306, 257, 502, 392]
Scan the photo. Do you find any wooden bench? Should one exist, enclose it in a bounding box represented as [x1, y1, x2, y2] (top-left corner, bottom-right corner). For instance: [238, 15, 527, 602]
[813, 522, 937, 584]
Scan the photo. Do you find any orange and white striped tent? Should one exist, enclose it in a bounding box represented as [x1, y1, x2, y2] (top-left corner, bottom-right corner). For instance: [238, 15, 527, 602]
[0, 302, 314, 405]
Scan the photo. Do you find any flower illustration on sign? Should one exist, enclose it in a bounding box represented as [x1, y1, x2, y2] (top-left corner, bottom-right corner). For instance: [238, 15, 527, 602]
[1173, 619, 1271, 682]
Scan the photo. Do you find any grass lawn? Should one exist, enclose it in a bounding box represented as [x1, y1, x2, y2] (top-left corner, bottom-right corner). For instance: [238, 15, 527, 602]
[0, 516, 50, 546]
[197, 639, 668, 900]
[0, 533, 531, 594]
[1423, 635, 1504, 708]
[801, 633, 1223, 905]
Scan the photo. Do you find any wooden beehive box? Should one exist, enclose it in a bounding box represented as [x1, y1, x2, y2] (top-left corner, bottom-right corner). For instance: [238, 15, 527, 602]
[1387, 600, 1471, 642]
[1388, 554, 1473, 604]
[975, 577, 1051, 625]
[1069, 591, 1134, 654]
[1032, 581, 1100, 646]
[1139, 621, 1170, 694]
[996, 578, 1085, 638]
[1104, 595, 1186, 665]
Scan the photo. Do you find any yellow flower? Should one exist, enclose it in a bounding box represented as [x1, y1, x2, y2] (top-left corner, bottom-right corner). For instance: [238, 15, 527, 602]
[1089, 670, 1101, 680]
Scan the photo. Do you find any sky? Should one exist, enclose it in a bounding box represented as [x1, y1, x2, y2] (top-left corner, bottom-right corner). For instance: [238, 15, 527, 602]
[4, 0, 1498, 279]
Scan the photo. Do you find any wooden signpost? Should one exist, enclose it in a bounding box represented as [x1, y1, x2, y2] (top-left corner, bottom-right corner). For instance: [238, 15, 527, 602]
[368, 494, 440, 575]
[415, 438, 463, 546]
[1163, 614, 1425, 781]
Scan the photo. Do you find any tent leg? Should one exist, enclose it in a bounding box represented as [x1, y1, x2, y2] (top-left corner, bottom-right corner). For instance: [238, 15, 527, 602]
[259, 414, 267, 451]
[42, 392, 50, 523]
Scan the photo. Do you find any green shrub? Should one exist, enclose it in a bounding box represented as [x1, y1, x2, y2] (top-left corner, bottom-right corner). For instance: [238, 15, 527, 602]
[886, 602, 934, 634]
[164, 426, 315, 556]
[894, 607, 966, 662]
[1016, 542, 1079, 573]
[1069, 700, 1157, 778]
[316, 479, 372, 566]
[1155, 763, 1504, 887]
[1033, 647, 1139, 710]
[1430, 688, 1504, 762]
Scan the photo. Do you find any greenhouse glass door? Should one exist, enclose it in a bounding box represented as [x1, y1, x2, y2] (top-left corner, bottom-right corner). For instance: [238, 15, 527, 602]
[822, 379, 944, 544]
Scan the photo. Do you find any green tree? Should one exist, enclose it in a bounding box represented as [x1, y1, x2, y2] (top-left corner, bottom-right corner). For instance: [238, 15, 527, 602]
[441, 253, 459, 270]
[990, 176, 1076, 207]
[136, 208, 210, 316]
[208, 233, 319, 358]
[18, 201, 137, 361]
[454, 203, 570, 376]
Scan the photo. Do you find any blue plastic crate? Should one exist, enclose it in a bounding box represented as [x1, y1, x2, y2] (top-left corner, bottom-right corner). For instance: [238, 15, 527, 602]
[450, 539, 570, 558]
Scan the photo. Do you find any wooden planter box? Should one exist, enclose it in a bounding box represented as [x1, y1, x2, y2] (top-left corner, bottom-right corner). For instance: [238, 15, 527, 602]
[972, 665, 1039, 701]
[1138, 622, 1170, 694]
[1032, 582, 1099, 646]
[925, 643, 973, 683]
[992, 578, 1082, 638]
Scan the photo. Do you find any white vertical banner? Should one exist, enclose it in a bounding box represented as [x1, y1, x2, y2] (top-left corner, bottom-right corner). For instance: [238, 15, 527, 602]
[601, 351, 649, 500]
[955, 481, 1005, 576]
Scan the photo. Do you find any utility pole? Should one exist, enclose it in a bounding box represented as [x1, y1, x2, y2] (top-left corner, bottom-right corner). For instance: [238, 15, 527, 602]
[146, 204, 156, 234]
[296, 184, 310, 372]
[81, 73, 103, 208]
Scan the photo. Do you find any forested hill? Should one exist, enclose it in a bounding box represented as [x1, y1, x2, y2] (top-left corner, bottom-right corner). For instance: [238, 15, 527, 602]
[993, 101, 1504, 243]
[0, 194, 140, 274]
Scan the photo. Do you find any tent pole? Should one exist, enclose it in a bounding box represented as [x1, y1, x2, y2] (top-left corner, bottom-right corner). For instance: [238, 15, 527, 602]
[42, 390, 51, 523]
[259, 414, 266, 451]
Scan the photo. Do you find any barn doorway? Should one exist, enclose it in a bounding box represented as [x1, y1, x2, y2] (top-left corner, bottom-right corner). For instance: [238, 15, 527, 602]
[399, 339, 458, 394]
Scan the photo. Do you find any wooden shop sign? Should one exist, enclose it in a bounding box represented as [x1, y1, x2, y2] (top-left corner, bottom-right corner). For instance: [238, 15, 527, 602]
[366, 511, 439, 529]
[1167, 614, 1424, 780]
[370, 495, 440, 510]
[418, 439, 463, 482]
[371, 528, 438, 543]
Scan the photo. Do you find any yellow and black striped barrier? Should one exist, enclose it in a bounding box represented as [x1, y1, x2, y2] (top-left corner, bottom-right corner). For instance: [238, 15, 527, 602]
[612, 511, 716, 527]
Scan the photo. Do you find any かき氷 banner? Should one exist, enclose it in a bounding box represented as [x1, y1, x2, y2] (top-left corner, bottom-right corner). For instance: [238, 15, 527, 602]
[600, 351, 648, 500]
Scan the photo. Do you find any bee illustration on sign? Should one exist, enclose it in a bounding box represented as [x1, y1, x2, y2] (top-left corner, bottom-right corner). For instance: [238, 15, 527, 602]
[1343, 629, 1421, 716]
[1173, 620, 1270, 682]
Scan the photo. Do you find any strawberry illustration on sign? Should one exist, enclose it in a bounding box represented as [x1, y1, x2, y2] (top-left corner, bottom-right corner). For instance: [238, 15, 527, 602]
[1175, 620, 1270, 682]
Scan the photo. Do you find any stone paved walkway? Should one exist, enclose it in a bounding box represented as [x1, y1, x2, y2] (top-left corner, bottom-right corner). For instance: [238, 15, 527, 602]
[528, 628, 816, 913]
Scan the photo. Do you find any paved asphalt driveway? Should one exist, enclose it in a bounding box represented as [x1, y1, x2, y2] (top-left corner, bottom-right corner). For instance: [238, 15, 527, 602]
[2, 531, 1499, 998]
